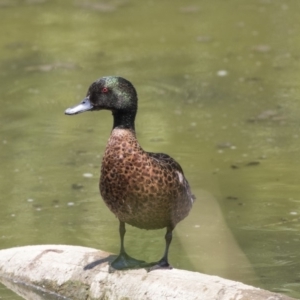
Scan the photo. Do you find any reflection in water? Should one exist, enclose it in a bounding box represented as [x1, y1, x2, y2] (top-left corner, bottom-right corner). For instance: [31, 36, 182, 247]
[0, 0, 300, 298]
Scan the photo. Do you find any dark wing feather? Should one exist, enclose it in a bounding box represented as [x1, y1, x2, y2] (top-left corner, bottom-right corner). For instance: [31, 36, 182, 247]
[147, 152, 196, 202]
[147, 152, 184, 173]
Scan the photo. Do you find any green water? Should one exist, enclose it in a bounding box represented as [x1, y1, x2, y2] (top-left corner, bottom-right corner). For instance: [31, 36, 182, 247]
[1, 0, 300, 298]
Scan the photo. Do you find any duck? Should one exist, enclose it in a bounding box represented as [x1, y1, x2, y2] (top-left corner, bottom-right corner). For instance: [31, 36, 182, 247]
[65, 76, 195, 270]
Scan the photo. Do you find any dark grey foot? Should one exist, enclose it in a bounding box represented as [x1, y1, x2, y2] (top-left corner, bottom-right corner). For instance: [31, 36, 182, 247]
[111, 252, 147, 270]
[148, 259, 173, 271]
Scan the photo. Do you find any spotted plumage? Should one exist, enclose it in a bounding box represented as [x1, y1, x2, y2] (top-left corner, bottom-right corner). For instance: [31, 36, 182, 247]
[101, 128, 193, 230]
[65, 76, 195, 270]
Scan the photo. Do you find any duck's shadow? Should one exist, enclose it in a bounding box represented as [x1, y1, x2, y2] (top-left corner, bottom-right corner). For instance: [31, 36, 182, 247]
[83, 255, 171, 273]
[83, 255, 117, 270]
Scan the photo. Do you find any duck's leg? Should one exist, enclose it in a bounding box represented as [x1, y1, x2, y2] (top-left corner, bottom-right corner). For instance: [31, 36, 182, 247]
[148, 226, 174, 271]
[111, 221, 146, 270]
[158, 225, 174, 268]
[149, 225, 174, 270]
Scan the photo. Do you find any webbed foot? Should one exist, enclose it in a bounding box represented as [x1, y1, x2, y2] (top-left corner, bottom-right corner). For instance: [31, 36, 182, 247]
[147, 258, 173, 271]
[111, 252, 147, 270]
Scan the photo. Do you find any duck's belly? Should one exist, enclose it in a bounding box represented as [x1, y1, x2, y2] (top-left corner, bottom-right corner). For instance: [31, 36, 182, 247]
[99, 166, 191, 230]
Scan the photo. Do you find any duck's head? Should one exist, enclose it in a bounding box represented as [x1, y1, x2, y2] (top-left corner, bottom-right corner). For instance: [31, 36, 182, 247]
[65, 76, 138, 129]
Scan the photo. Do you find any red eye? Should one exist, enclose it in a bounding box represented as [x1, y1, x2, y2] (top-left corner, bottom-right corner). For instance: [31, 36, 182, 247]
[101, 87, 109, 93]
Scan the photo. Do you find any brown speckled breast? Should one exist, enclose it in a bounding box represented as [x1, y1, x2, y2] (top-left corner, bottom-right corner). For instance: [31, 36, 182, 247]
[100, 128, 193, 230]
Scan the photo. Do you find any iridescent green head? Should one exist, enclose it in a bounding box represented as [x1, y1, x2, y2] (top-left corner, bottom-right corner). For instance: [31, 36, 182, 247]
[65, 76, 138, 130]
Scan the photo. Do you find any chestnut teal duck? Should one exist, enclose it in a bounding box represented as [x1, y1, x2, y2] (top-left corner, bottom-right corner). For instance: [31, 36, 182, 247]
[65, 76, 195, 270]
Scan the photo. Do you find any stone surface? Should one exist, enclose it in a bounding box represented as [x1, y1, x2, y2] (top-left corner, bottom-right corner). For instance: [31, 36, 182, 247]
[0, 245, 296, 300]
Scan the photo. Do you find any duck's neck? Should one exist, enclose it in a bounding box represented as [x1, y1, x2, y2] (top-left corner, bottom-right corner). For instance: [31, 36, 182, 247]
[112, 110, 136, 131]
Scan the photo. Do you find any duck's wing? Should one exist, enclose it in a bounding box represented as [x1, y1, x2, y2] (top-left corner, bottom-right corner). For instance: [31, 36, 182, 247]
[147, 152, 196, 202]
[147, 152, 184, 173]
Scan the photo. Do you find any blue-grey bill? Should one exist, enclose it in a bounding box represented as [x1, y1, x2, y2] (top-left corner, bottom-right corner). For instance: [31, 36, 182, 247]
[65, 97, 93, 115]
